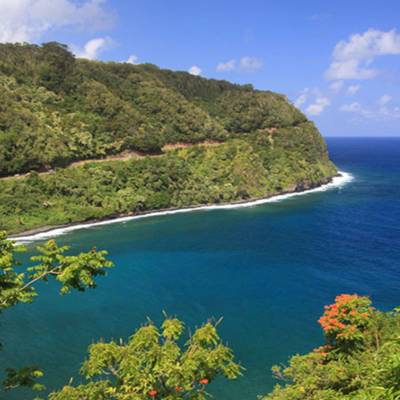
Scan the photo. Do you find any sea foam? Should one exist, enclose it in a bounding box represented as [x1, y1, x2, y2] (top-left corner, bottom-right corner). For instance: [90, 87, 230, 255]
[13, 171, 354, 243]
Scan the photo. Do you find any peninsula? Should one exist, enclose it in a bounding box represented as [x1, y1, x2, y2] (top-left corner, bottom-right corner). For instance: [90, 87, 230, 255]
[0, 42, 337, 235]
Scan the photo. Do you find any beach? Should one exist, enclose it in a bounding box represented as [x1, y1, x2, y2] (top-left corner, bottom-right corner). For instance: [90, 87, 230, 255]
[11, 171, 353, 243]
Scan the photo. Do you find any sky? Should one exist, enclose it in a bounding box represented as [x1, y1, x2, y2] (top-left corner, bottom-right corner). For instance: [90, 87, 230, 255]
[1, 0, 400, 136]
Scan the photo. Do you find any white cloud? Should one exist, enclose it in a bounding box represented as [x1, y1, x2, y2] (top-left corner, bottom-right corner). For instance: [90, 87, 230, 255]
[126, 54, 139, 64]
[340, 102, 375, 120]
[0, 0, 114, 43]
[340, 101, 376, 119]
[329, 80, 344, 93]
[340, 99, 400, 120]
[74, 37, 112, 60]
[216, 56, 263, 72]
[347, 84, 360, 96]
[216, 59, 236, 72]
[239, 56, 263, 71]
[294, 88, 309, 108]
[326, 59, 377, 80]
[378, 94, 392, 106]
[325, 29, 400, 80]
[340, 102, 366, 114]
[294, 88, 330, 116]
[294, 93, 308, 108]
[188, 65, 202, 76]
[306, 96, 330, 116]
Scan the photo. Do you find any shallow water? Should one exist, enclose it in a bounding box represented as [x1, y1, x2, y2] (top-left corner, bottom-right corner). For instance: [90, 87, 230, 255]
[2, 137, 400, 399]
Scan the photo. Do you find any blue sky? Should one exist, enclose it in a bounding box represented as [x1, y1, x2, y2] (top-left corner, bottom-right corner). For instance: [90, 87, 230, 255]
[1, 0, 400, 136]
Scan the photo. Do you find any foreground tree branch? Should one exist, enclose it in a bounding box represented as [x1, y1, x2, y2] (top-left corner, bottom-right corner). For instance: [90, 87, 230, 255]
[0, 231, 114, 394]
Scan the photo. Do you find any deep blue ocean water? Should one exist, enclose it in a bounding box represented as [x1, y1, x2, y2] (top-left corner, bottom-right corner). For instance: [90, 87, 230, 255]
[2, 138, 400, 399]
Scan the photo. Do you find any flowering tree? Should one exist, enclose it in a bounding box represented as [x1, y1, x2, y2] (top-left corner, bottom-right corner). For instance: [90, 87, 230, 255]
[49, 317, 242, 400]
[318, 294, 374, 348]
[264, 295, 400, 400]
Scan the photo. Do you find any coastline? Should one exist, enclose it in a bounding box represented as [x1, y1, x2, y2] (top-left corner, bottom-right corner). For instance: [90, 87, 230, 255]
[10, 171, 353, 243]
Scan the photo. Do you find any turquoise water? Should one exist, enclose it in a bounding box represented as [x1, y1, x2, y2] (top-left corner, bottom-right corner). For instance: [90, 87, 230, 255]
[2, 138, 400, 399]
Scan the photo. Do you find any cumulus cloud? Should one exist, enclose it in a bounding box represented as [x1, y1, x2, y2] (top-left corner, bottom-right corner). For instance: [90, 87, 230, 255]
[0, 0, 114, 43]
[216, 59, 236, 72]
[306, 96, 331, 116]
[325, 29, 400, 80]
[329, 80, 344, 93]
[74, 37, 112, 60]
[326, 59, 377, 80]
[347, 84, 360, 96]
[216, 56, 263, 72]
[126, 54, 139, 64]
[293, 88, 330, 116]
[188, 65, 202, 76]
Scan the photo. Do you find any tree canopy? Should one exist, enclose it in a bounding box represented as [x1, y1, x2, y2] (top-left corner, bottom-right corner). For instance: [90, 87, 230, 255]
[0, 42, 307, 176]
[49, 316, 241, 400]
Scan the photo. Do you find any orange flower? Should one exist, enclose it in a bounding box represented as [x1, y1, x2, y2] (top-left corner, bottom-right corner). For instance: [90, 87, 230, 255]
[199, 378, 209, 385]
[175, 386, 183, 392]
[148, 390, 157, 397]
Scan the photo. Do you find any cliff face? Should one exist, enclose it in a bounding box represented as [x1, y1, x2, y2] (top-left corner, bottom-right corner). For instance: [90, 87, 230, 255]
[0, 42, 337, 234]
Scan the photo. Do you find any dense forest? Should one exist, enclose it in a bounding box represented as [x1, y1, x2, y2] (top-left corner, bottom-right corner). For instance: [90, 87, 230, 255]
[0, 42, 337, 234]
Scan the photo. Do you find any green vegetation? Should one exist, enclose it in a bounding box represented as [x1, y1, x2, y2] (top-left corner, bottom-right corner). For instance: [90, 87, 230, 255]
[2, 43, 397, 399]
[0, 42, 303, 176]
[49, 317, 241, 400]
[0, 42, 337, 234]
[0, 231, 113, 394]
[263, 294, 400, 400]
[1, 233, 399, 399]
[0, 233, 240, 399]
[0, 130, 335, 234]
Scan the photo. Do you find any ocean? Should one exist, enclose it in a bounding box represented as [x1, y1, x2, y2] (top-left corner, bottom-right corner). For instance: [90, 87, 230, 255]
[2, 137, 400, 399]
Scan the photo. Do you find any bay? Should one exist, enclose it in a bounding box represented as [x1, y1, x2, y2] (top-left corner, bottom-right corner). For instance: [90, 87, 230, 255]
[2, 137, 400, 399]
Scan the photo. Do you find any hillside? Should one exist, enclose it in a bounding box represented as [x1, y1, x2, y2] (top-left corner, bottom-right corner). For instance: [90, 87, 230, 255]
[0, 42, 337, 234]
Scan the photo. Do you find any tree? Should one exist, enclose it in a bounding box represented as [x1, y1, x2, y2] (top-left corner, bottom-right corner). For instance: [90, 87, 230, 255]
[0, 232, 241, 399]
[49, 316, 242, 400]
[0, 231, 114, 394]
[263, 295, 400, 400]
[39, 42, 76, 93]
